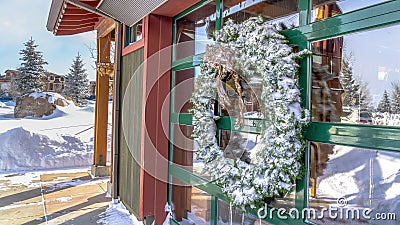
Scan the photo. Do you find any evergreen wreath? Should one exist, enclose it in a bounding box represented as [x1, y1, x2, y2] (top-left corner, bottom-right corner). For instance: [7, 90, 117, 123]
[190, 17, 310, 209]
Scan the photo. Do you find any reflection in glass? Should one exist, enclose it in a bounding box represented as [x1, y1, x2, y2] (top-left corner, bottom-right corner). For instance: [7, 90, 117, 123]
[126, 20, 142, 45]
[309, 142, 400, 224]
[174, 68, 195, 114]
[312, 0, 388, 22]
[173, 124, 210, 178]
[223, 0, 299, 28]
[172, 185, 212, 224]
[312, 25, 400, 126]
[217, 200, 264, 224]
[218, 76, 263, 164]
[175, 2, 216, 60]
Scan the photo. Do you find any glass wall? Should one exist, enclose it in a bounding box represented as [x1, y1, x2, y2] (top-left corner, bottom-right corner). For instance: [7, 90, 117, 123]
[312, 24, 400, 127]
[312, 0, 388, 22]
[223, 0, 299, 28]
[170, 0, 400, 224]
[174, 2, 217, 60]
[309, 142, 400, 224]
[172, 183, 213, 224]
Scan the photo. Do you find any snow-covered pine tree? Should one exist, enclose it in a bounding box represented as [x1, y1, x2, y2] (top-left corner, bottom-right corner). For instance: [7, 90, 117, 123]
[13, 37, 48, 97]
[377, 90, 391, 113]
[63, 53, 90, 105]
[339, 53, 360, 107]
[391, 82, 400, 114]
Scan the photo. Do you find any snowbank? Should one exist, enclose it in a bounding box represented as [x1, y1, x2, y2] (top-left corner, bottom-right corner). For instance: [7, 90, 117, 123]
[0, 127, 93, 171]
[29, 91, 70, 104]
[4, 100, 15, 106]
[97, 202, 145, 225]
[372, 112, 400, 126]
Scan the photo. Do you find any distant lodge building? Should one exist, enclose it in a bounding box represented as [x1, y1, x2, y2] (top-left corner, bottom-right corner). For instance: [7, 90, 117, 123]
[0, 70, 66, 96]
[45, 72, 65, 92]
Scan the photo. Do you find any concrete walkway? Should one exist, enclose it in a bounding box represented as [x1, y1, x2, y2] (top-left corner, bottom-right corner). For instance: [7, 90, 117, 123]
[0, 169, 110, 225]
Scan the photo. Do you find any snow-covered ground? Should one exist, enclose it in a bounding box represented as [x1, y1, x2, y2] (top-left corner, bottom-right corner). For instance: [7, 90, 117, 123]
[0, 93, 112, 171]
[97, 202, 145, 225]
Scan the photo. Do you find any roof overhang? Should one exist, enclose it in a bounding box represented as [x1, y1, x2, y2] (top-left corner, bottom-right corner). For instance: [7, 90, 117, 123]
[47, 0, 102, 36]
[47, 0, 200, 36]
[96, 0, 168, 26]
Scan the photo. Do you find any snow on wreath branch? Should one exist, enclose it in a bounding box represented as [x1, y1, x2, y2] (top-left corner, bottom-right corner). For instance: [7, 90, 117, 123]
[189, 17, 310, 209]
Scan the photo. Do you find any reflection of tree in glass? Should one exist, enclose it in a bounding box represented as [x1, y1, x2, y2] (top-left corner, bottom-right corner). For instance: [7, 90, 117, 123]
[377, 90, 391, 113]
[339, 52, 373, 124]
[340, 53, 359, 107]
[372, 84, 400, 126]
[391, 82, 400, 114]
[358, 81, 373, 112]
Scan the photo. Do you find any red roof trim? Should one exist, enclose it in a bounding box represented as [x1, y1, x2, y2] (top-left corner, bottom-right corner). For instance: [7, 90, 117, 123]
[52, 1, 101, 36]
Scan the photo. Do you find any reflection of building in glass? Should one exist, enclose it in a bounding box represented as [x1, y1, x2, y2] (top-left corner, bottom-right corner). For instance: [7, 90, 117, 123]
[310, 2, 344, 199]
[311, 1, 344, 123]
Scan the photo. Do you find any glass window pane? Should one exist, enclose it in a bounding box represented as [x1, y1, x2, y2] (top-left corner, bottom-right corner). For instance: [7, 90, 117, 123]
[175, 2, 216, 60]
[172, 185, 212, 224]
[312, 25, 400, 127]
[312, 0, 388, 22]
[218, 200, 269, 224]
[172, 124, 211, 179]
[223, 0, 299, 29]
[126, 20, 142, 45]
[173, 68, 195, 114]
[309, 142, 400, 224]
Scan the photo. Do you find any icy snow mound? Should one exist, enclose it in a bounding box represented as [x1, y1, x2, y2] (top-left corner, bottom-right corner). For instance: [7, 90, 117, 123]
[29, 91, 74, 105]
[0, 127, 93, 171]
[98, 202, 144, 225]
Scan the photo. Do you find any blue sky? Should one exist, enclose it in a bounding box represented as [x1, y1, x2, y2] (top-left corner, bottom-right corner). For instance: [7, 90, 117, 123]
[0, 0, 96, 80]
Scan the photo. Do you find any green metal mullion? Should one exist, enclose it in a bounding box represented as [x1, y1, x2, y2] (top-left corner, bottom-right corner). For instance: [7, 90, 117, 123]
[216, 0, 223, 30]
[297, 1, 400, 41]
[167, 70, 177, 205]
[170, 218, 180, 225]
[210, 196, 218, 225]
[290, 33, 311, 218]
[298, 0, 311, 26]
[171, 113, 265, 134]
[171, 54, 204, 71]
[172, 19, 177, 61]
[309, 0, 400, 32]
[169, 164, 229, 201]
[174, 0, 213, 21]
[305, 122, 400, 152]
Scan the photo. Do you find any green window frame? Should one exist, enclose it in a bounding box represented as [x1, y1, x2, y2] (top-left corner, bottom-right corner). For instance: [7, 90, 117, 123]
[125, 20, 143, 47]
[168, 1, 400, 224]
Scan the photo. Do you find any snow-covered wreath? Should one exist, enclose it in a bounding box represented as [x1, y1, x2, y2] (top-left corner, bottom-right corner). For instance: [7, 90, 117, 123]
[190, 18, 310, 209]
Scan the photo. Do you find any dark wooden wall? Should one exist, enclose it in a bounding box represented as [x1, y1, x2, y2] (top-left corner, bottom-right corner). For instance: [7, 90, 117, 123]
[118, 47, 144, 216]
